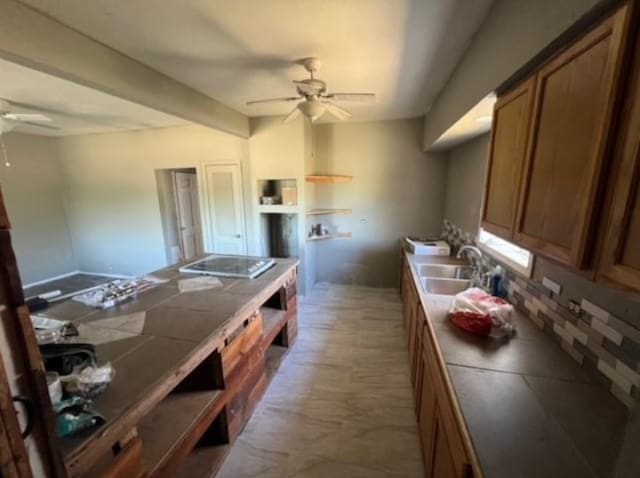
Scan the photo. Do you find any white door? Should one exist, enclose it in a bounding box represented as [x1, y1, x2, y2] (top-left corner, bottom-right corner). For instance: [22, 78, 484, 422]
[174, 171, 203, 260]
[205, 163, 246, 255]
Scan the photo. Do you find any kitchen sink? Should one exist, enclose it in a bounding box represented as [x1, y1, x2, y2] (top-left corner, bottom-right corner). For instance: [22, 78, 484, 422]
[421, 277, 471, 295]
[417, 264, 474, 280]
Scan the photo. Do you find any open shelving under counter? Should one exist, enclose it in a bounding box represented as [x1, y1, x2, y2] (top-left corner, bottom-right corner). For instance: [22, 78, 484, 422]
[138, 388, 225, 477]
[173, 443, 231, 478]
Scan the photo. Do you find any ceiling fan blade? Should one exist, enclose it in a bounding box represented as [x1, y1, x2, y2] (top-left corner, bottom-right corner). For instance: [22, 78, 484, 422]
[3, 113, 52, 122]
[322, 101, 352, 121]
[246, 96, 302, 106]
[322, 93, 375, 102]
[283, 105, 301, 124]
[21, 121, 59, 131]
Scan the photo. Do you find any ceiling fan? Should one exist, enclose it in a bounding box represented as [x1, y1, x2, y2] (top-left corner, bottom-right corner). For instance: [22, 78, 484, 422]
[0, 98, 59, 134]
[246, 57, 375, 123]
[0, 98, 59, 167]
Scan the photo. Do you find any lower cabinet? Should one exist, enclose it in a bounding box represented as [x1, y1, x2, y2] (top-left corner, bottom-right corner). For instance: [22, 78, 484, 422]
[430, 409, 460, 478]
[417, 325, 474, 478]
[401, 260, 475, 478]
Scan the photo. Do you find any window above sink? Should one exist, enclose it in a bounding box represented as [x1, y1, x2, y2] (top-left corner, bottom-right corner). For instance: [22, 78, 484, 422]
[478, 228, 534, 277]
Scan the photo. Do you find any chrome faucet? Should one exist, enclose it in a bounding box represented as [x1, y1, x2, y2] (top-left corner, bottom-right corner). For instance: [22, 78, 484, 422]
[456, 245, 489, 289]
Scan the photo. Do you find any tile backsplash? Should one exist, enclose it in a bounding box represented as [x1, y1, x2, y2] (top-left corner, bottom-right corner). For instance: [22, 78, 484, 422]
[442, 219, 640, 407]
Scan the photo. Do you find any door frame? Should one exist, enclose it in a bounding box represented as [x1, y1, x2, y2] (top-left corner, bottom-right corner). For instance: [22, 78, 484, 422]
[197, 159, 249, 255]
[172, 170, 204, 260]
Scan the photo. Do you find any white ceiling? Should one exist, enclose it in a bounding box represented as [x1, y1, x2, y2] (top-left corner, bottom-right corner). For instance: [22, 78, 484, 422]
[428, 93, 496, 151]
[18, 0, 494, 123]
[0, 58, 188, 136]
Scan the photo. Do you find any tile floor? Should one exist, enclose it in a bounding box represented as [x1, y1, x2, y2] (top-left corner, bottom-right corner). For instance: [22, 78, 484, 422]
[217, 283, 425, 478]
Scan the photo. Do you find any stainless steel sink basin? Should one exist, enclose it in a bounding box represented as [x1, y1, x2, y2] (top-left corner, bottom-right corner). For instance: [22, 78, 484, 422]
[417, 264, 474, 280]
[421, 277, 471, 295]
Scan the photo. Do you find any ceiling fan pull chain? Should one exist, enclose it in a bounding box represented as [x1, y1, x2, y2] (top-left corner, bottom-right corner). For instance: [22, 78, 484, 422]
[0, 134, 10, 167]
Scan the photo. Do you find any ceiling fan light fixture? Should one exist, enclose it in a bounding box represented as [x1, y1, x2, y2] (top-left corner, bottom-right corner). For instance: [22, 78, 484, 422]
[298, 98, 325, 122]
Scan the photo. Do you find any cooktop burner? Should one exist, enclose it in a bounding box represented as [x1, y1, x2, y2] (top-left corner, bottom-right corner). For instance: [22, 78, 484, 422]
[179, 255, 275, 279]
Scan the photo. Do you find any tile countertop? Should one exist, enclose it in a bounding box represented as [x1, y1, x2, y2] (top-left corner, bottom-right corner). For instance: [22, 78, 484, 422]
[43, 256, 299, 466]
[405, 251, 640, 478]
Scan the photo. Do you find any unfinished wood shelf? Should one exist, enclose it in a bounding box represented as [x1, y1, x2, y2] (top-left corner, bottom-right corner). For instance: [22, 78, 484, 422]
[138, 389, 223, 476]
[265, 346, 288, 381]
[305, 175, 353, 184]
[260, 307, 288, 345]
[306, 208, 352, 216]
[306, 232, 352, 242]
[174, 443, 230, 478]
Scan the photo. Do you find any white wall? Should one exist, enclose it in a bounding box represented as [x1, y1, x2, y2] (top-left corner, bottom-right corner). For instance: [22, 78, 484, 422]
[56, 124, 249, 276]
[248, 116, 309, 293]
[311, 118, 448, 287]
[444, 134, 489, 235]
[423, 0, 601, 149]
[0, 132, 76, 284]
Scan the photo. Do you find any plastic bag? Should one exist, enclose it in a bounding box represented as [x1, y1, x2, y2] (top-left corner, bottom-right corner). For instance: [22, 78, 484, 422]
[60, 363, 115, 398]
[448, 287, 515, 338]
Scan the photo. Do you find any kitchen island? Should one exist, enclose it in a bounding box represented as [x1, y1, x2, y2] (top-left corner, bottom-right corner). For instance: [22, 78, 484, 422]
[401, 249, 636, 478]
[44, 255, 299, 478]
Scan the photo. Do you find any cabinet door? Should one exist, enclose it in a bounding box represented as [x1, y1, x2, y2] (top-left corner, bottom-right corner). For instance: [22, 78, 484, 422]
[599, 33, 640, 293]
[515, 4, 633, 267]
[482, 78, 536, 239]
[407, 289, 418, 383]
[430, 409, 459, 478]
[412, 306, 426, 398]
[401, 263, 411, 330]
[418, 347, 436, 473]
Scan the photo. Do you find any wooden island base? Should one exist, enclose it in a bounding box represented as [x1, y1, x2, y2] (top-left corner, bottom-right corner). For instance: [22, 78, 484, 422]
[72, 270, 298, 478]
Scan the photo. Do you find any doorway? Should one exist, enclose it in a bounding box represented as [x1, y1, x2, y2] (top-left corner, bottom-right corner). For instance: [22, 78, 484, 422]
[204, 163, 247, 255]
[156, 168, 204, 264]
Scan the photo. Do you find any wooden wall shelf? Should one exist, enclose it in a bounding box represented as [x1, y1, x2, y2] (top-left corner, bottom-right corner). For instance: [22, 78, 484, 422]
[257, 205, 298, 214]
[306, 232, 352, 242]
[305, 175, 353, 184]
[306, 208, 352, 216]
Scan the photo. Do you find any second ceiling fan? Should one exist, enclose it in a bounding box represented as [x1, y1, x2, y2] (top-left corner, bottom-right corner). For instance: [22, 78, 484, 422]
[246, 57, 375, 123]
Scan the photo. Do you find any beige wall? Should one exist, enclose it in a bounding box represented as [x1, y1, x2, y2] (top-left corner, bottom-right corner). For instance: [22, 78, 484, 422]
[56, 124, 249, 276]
[0, 132, 76, 284]
[423, 0, 601, 149]
[444, 134, 489, 235]
[311, 118, 448, 287]
[248, 116, 310, 293]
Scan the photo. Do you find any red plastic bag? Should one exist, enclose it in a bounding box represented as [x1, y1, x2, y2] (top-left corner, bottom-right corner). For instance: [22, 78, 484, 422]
[448, 288, 515, 337]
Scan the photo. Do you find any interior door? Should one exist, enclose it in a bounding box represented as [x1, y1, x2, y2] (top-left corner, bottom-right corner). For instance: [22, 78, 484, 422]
[173, 171, 203, 260]
[204, 163, 246, 255]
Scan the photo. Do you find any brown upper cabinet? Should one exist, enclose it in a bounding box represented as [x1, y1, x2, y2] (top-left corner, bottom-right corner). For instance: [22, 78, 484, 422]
[514, 3, 633, 268]
[482, 77, 536, 239]
[483, 2, 636, 272]
[599, 27, 640, 293]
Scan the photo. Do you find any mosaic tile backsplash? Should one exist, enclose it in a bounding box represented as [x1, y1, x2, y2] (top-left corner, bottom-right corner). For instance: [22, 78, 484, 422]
[441, 219, 640, 407]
